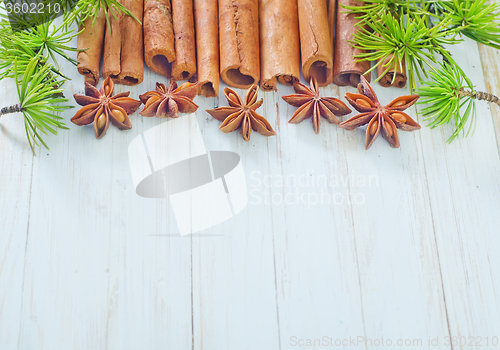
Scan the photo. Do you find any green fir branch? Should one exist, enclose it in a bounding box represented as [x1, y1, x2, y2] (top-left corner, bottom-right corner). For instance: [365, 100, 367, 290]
[342, 0, 417, 21]
[72, 0, 141, 30]
[0, 57, 72, 154]
[14, 17, 80, 68]
[351, 11, 460, 92]
[418, 63, 477, 142]
[432, 0, 500, 49]
[0, 16, 79, 81]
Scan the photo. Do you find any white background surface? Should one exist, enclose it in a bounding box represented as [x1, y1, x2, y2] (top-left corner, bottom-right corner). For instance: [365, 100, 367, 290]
[1, 24, 500, 350]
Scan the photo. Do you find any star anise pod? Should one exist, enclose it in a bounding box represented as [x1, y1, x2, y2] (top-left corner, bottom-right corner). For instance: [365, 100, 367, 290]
[282, 77, 352, 134]
[71, 77, 142, 139]
[139, 79, 199, 118]
[206, 85, 276, 141]
[340, 76, 421, 150]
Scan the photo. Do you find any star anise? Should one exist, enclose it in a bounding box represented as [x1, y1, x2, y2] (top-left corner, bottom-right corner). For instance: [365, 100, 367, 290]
[71, 77, 142, 139]
[340, 76, 421, 149]
[139, 79, 199, 118]
[206, 85, 276, 141]
[282, 77, 352, 134]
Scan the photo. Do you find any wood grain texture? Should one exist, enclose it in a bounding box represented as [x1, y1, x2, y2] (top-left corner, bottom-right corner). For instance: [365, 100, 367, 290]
[267, 85, 367, 345]
[425, 39, 500, 349]
[338, 82, 450, 348]
[0, 77, 33, 350]
[478, 43, 500, 152]
[477, 0, 500, 155]
[1, 19, 500, 350]
[193, 95, 280, 349]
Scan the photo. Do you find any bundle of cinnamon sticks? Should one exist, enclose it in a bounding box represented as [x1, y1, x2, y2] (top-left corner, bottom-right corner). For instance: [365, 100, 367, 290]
[77, 0, 406, 95]
[77, 0, 144, 86]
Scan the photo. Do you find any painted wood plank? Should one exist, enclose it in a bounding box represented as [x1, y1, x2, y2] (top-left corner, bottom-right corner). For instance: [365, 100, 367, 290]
[478, 43, 500, 152]
[17, 64, 120, 350]
[478, 0, 500, 154]
[1, 16, 500, 350]
[103, 81, 193, 349]
[265, 83, 368, 349]
[420, 39, 500, 350]
[0, 74, 34, 350]
[338, 80, 451, 349]
[16, 35, 193, 350]
[263, 75, 450, 349]
[191, 85, 280, 350]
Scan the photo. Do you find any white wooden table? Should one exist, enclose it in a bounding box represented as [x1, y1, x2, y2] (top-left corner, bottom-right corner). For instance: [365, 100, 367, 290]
[1, 29, 500, 350]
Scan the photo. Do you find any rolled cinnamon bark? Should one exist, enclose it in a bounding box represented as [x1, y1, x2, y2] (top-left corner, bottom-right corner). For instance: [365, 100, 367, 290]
[171, 0, 197, 81]
[102, 9, 122, 80]
[377, 54, 407, 88]
[77, 9, 106, 86]
[118, 0, 144, 85]
[325, 0, 336, 85]
[333, 0, 371, 87]
[219, 0, 260, 89]
[194, 0, 219, 96]
[102, 0, 144, 85]
[143, 0, 175, 77]
[259, 0, 300, 91]
[297, 0, 332, 87]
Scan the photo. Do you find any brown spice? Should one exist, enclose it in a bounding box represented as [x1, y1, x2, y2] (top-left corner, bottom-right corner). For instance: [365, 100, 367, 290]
[219, 0, 260, 89]
[297, 0, 333, 86]
[259, 0, 301, 91]
[102, 0, 144, 86]
[377, 55, 407, 88]
[77, 9, 106, 86]
[194, 0, 219, 96]
[171, 0, 197, 80]
[333, 0, 371, 87]
[340, 76, 421, 149]
[71, 77, 142, 139]
[139, 79, 199, 118]
[143, 0, 175, 77]
[282, 77, 352, 134]
[206, 85, 276, 141]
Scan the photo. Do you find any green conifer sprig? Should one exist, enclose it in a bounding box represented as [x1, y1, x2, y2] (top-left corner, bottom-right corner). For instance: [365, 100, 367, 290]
[343, 0, 412, 20]
[0, 0, 140, 154]
[418, 62, 500, 142]
[352, 12, 460, 92]
[431, 0, 500, 49]
[418, 63, 476, 142]
[73, 0, 140, 30]
[349, 0, 500, 142]
[0, 15, 79, 81]
[14, 17, 80, 68]
[0, 57, 71, 153]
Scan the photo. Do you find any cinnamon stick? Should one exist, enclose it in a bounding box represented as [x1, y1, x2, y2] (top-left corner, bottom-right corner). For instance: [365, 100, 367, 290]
[377, 53, 407, 88]
[297, 0, 333, 87]
[143, 0, 175, 77]
[333, 0, 370, 87]
[119, 0, 144, 85]
[259, 0, 300, 91]
[171, 0, 197, 81]
[194, 0, 219, 96]
[219, 0, 260, 89]
[102, 9, 122, 80]
[77, 9, 106, 86]
[102, 0, 144, 86]
[325, 0, 336, 85]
